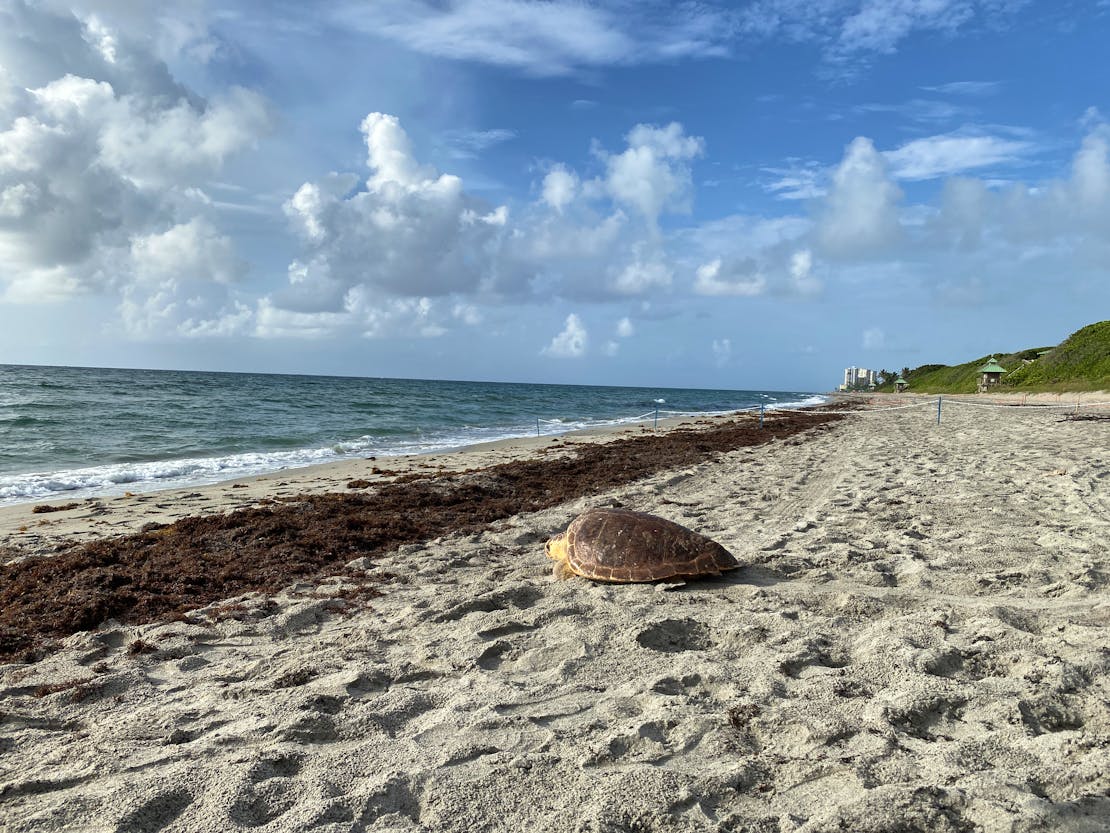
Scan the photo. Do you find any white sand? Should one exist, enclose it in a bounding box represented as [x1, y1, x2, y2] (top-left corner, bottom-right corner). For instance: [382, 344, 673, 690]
[2, 402, 1108, 832]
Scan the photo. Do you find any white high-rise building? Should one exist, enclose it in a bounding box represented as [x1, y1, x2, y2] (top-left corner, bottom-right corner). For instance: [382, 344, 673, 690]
[842, 366, 877, 388]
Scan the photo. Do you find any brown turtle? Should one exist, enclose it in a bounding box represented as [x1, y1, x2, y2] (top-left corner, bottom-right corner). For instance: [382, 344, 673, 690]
[545, 507, 739, 583]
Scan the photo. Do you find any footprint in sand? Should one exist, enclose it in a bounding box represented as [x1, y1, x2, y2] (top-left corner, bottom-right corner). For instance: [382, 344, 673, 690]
[433, 586, 543, 623]
[635, 618, 712, 653]
[226, 779, 304, 828]
[114, 788, 193, 833]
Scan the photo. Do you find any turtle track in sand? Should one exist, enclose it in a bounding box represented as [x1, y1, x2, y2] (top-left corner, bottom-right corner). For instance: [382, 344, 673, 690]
[0, 410, 844, 664]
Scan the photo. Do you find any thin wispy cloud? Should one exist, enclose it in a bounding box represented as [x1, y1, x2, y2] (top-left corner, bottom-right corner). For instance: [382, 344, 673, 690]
[854, 98, 972, 124]
[884, 130, 1035, 181]
[441, 127, 517, 158]
[835, 0, 979, 55]
[762, 127, 1038, 196]
[331, 0, 736, 76]
[740, 1, 1027, 80]
[922, 80, 1002, 96]
[761, 160, 827, 200]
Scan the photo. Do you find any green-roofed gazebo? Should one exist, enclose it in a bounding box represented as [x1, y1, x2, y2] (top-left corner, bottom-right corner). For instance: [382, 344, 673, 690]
[977, 357, 1006, 392]
[894, 376, 908, 392]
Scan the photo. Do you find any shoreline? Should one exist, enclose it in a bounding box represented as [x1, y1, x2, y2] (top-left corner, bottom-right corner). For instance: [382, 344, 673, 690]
[1, 399, 1107, 831]
[0, 407, 805, 557]
[0, 384, 828, 511]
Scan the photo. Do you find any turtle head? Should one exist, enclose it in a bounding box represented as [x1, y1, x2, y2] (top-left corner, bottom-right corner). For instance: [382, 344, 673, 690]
[545, 532, 577, 580]
[545, 532, 569, 563]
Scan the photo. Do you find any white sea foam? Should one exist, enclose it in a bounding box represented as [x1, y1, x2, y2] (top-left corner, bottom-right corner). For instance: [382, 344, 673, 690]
[0, 447, 347, 505]
[770, 394, 828, 409]
[0, 419, 618, 505]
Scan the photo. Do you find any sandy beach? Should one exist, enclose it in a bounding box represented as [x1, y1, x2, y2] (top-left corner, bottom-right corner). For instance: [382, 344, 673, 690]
[1, 400, 1108, 832]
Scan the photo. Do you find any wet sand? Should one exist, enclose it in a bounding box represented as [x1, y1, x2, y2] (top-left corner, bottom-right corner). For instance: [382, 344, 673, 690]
[1, 401, 1108, 832]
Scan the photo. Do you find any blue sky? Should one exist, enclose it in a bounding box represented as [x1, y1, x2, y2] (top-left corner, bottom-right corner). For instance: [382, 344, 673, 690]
[1, 0, 1109, 391]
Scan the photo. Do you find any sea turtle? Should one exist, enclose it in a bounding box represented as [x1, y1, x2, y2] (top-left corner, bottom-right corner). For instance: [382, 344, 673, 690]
[545, 507, 739, 583]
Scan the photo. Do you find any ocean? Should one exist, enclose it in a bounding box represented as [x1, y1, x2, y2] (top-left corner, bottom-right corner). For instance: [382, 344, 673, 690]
[0, 365, 824, 506]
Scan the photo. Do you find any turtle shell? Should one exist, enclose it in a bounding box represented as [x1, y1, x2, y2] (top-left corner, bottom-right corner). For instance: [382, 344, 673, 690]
[563, 507, 738, 582]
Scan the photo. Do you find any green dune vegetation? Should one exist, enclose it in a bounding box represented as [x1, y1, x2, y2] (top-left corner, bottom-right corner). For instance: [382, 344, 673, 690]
[874, 320, 1110, 394]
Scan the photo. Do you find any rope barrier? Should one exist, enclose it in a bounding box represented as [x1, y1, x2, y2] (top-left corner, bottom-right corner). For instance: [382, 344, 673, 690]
[941, 399, 1110, 409]
[764, 401, 935, 415]
[532, 395, 1110, 436]
[773, 398, 1110, 417]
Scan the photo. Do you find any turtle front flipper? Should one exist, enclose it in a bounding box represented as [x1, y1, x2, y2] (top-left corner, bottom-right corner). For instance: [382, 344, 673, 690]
[551, 559, 577, 580]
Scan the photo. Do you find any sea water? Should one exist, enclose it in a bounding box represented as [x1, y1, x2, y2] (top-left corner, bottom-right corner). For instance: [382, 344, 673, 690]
[0, 365, 824, 505]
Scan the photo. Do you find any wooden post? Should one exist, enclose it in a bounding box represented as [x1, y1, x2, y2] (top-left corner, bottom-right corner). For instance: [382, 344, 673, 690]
[937, 396, 942, 425]
[760, 402, 765, 428]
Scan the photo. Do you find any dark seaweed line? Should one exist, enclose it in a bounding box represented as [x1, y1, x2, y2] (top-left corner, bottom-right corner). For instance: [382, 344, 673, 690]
[0, 411, 843, 663]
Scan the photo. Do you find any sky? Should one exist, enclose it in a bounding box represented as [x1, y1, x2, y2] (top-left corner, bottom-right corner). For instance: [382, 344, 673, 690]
[1, 0, 1109, 391]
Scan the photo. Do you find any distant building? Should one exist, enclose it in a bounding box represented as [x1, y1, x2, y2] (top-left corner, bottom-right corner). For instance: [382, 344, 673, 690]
[841, 366, 877, 390]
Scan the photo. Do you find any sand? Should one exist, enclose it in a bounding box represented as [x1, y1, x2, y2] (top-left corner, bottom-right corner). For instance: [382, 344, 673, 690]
[2, 401, 1108, 832]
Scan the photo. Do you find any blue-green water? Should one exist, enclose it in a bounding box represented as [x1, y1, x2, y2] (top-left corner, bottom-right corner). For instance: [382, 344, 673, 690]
[0, 365, 824, 505]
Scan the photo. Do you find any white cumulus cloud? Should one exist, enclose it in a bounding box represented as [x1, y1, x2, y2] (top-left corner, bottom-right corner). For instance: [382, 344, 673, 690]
[541, 165, 578, 213]
[1070, 129, 1110, 211]
[120, 218, 249, 338]
[602, 122, 704, 229]
[542, 313, 588, 358]
[611, 252, 673, 295]
[496, 122, 704, 302]
[788, 249, 822, 295]
[694, 258, 767, 297]
[816, 137, 903, 257]
[0, 2, 269, 337]
[278, 112, 508, 315]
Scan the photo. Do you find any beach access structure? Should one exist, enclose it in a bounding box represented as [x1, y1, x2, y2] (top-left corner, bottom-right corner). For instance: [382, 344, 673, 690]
[977, 357, 1007, 393]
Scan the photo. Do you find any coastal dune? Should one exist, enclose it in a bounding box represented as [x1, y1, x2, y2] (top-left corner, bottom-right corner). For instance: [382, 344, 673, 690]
[1, 403, 1108, 832]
